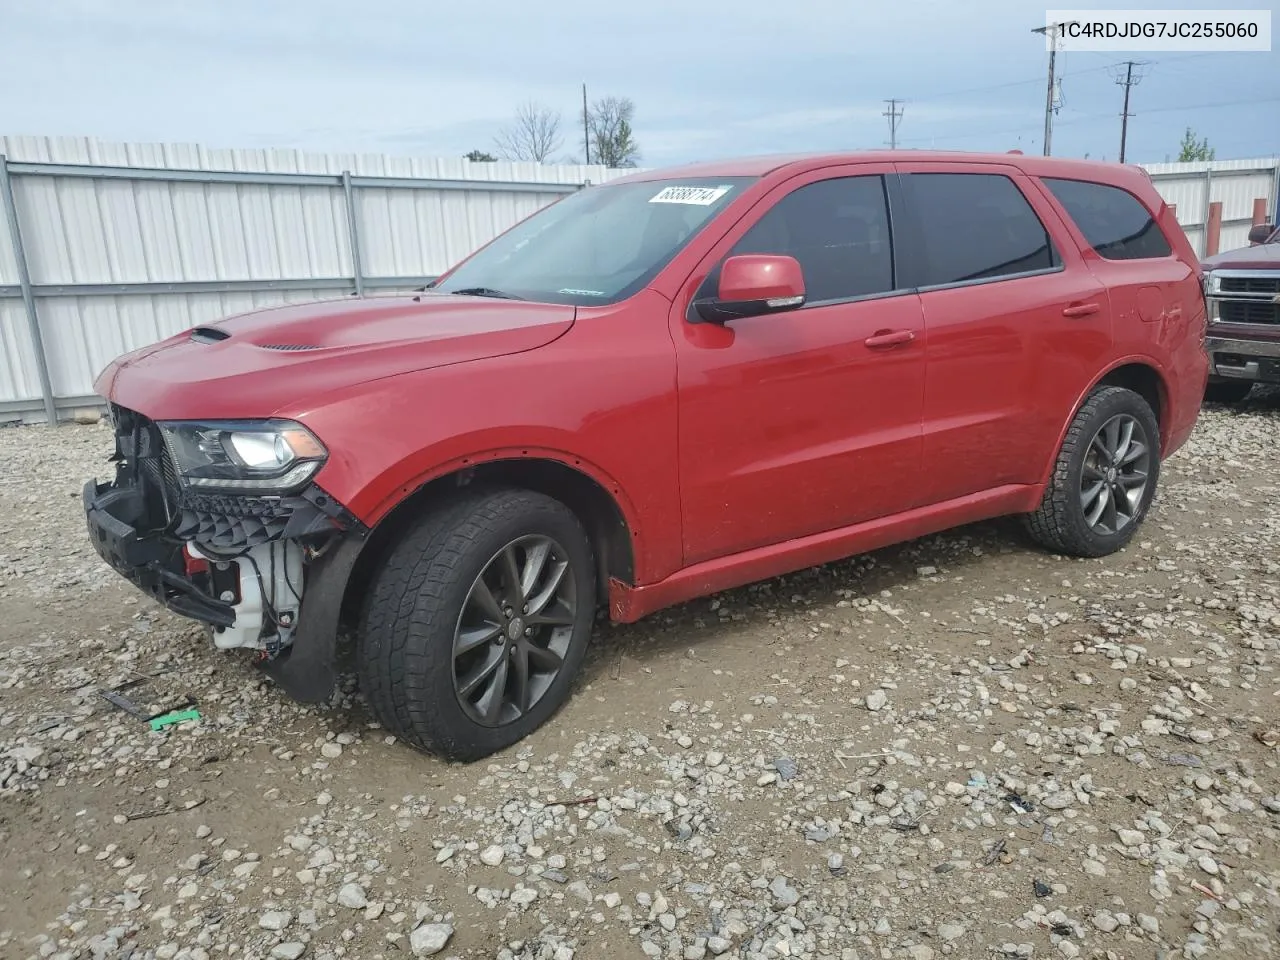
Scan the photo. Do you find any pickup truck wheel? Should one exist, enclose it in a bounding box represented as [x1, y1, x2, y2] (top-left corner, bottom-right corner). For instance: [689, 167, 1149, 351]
[1023, 386, 1160, 558]
[358, 488, 596, 761]
[1203, 379, 1253, 404]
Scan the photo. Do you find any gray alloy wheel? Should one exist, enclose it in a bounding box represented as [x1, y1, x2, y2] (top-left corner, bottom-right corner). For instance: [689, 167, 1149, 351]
[358, 487, 597, 761]
[1078, 413, 1151, 536]
[452, 534, 577, 727]
[1023, 385, 1161, 558]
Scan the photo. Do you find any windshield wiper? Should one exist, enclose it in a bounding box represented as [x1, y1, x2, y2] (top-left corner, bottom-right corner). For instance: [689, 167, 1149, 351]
[447, 286, 525, 301]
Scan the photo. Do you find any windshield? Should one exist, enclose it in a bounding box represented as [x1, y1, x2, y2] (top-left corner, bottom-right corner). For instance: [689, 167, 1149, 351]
[434, 177, 754, 306]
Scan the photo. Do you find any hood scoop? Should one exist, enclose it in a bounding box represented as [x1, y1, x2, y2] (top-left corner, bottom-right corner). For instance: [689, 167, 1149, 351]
[259, 343, 322, 351]
[190, 326, 230, 344]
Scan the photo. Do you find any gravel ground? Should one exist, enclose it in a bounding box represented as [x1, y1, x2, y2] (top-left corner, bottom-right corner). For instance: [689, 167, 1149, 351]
[3, 396, 1280, 960]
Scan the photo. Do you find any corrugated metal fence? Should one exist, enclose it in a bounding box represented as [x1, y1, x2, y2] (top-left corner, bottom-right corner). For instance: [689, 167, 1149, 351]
[0, 136, 633, 423]
[1, 137, 1277, 423]
[1145, 157, 1280, 259]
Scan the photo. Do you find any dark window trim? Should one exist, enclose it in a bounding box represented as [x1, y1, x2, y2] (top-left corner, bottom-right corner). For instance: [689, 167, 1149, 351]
[895, 171, 1063, 290]
[884, 172, 907, 293]
[914, 263, 1065, 296]
[1039, 175, 1176, 262]
[797, 285, 919, 310]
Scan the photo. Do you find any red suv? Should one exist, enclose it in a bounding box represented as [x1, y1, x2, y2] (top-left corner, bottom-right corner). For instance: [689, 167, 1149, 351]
[84, 151, 1207, 760]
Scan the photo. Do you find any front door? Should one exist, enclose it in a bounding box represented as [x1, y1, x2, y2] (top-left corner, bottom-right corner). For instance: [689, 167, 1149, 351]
[671, 167, 927, 566]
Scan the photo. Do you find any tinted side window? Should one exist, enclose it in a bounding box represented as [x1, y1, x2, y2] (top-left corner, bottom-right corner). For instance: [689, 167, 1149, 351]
[1042, 177, 1172, 260]
[904, 173, 1059, 287]
[726, 176, 895, 302]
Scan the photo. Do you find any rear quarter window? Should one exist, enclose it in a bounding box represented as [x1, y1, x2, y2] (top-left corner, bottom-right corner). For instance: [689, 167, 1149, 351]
[1041, 177, 1173, 260]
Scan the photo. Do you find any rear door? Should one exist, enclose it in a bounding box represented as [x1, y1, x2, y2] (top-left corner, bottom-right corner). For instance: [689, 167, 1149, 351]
[894, 162, 1112, 505]
[1036, 176, 1201, 360]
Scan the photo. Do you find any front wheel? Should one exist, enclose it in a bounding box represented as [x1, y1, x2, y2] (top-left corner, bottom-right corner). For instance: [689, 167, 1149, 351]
[1023, 386, 1160, 558]
[358, 488, 596, 761]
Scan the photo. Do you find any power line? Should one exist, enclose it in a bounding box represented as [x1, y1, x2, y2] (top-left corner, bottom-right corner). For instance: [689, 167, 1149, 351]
[1074, 94, 1280, 122]
[883, 99, 905, 149]
[906, 52, 1220, 107]
[1112, 60, 1150, 163]
[895, 95, 1279, 147]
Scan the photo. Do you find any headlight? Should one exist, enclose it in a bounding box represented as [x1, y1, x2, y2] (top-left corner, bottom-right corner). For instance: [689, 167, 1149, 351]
[158, 419, 328, 494]
[1202, 272, 1221, 324]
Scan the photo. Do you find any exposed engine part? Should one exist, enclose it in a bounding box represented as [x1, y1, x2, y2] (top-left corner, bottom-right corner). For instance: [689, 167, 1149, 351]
[188, 540, 304, 654]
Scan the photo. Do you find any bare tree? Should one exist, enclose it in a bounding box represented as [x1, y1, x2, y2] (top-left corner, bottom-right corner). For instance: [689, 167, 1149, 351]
[494, 101, 563, 163]
[587, 96, 641, 168]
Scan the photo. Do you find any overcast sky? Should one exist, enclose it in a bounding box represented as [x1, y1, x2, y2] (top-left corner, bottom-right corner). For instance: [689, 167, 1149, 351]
[1, 0, 1276, 168]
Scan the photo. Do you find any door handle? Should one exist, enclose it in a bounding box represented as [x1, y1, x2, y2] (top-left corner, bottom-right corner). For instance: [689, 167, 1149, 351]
[1062, 302, 1101, 318]
[864, 329, 915, 348]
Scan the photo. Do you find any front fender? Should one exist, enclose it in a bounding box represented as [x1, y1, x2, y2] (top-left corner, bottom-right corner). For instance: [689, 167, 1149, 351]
[357, 440, 645, 540]
[288, 295, 683, 587]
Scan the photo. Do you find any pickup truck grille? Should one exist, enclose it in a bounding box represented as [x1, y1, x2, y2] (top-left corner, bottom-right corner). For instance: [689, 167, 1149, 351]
[1211, 270, 1280, 328]
[1220, 301, 1280, 326]
[1221, 275, 1280, 296]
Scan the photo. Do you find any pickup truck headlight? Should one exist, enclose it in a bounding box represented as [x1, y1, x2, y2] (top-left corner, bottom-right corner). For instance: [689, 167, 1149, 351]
[158, 419, 327, 493]
[1202, 271, 1221, 324]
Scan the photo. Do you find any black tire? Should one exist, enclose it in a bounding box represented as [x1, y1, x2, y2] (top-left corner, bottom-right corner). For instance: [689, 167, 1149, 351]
[1023, 386, 1160, 558]
[358, 487, 596, 761]
[1203, 379, 1253, 404]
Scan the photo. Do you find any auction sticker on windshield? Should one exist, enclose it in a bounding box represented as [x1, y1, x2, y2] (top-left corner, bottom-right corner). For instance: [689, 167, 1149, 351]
[649, 185, 733, 205]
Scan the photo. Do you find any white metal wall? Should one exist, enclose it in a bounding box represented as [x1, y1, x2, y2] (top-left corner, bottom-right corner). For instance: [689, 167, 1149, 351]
[0, 136, 633, 419]
[1146, 157, 1279, 257]
[1, 137, 1277, 422]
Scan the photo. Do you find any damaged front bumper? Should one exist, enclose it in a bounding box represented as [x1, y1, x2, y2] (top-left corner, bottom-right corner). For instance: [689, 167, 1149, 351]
[83, 477, 237, 627]
[83, 403, 367, 702]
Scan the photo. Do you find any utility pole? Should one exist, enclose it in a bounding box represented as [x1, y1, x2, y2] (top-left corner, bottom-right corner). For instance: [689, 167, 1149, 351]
[1113, 60, 1149, 163]
[1032, 21, 1072, 156]
[582, 84, 591, 165]
[882, 99, 904, 149]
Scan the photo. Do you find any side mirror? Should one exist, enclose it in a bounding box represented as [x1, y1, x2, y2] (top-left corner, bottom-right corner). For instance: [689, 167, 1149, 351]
[1248, 223, 1275, 245]
[693, 254, 806, 324]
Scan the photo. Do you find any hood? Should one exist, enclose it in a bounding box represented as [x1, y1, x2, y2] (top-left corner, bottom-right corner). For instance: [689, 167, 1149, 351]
[97, 293, 575, 420]
[1202, 241, 1280, 272]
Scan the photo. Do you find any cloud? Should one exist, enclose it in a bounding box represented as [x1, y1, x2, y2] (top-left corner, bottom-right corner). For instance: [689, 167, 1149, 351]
[0, 0, 1275, 166]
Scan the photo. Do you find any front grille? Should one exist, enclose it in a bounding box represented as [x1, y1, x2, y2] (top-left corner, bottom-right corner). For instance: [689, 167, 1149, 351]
[175, 493, 295, 550]
[109, 403, 183, 528]
[1220, 300, 1280, 326]
[1221, 275, 1280, 295]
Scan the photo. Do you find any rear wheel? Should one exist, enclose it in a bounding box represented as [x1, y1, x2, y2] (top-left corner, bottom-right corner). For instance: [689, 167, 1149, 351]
[359, 488, 596, 761]
[1203, 379, 1253, 404]
[1023, 386, 1160, 558]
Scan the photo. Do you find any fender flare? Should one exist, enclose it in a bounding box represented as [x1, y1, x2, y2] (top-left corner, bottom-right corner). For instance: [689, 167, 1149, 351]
[361, 443, 646, 552]
[1037, 355, 1171, 487]
[259, 531, 366, 703]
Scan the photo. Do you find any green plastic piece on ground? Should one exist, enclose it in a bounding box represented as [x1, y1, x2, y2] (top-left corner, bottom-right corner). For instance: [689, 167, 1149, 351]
[149, 708, 201, 731]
